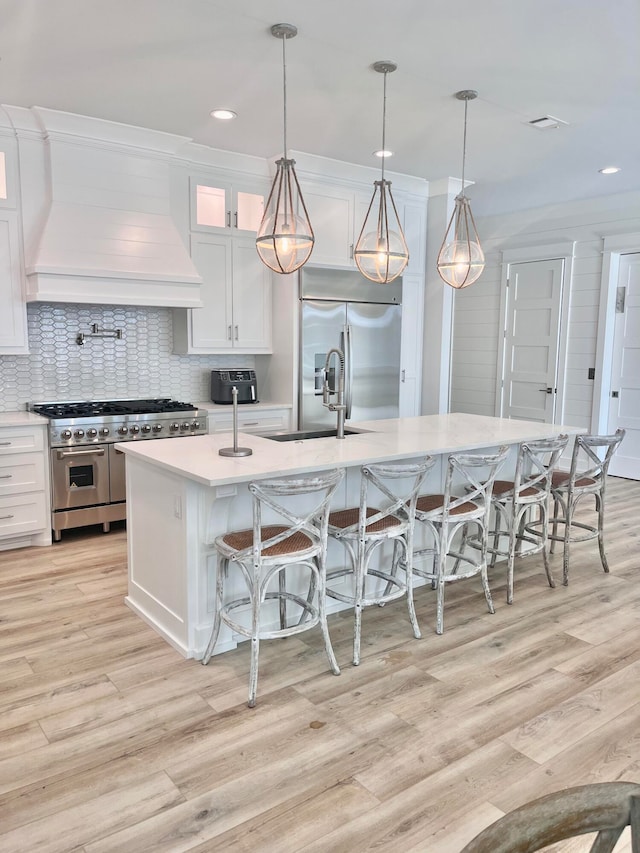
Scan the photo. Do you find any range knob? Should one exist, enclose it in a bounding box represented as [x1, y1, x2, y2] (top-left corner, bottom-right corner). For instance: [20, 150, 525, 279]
[180, 422, 191, 431]
[170, 422, 180, 433]
[86, 428, 98, 439]
[99, 427, 110, 437]
[117, 426, 128, 436]
[152, 424, 164, 433]
[141, 424, 152, 434]
[130, 424, 140, 435]
[74, 429, 85, 439]
[191, 421, 201, 431]
[61, 429, 72, 440]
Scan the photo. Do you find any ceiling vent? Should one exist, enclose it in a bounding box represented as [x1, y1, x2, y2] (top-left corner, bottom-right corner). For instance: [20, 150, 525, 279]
[527, 115, 569, 130]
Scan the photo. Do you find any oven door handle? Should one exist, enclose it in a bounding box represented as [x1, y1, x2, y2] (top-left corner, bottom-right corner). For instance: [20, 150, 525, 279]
[56, 448, 106, 459]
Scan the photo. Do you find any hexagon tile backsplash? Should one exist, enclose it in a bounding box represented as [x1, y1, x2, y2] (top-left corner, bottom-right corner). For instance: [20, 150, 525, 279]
[0, 304, 254, 411]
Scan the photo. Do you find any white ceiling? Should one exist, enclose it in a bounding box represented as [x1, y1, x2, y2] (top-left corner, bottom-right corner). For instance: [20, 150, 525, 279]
[2, 0, 639, 216]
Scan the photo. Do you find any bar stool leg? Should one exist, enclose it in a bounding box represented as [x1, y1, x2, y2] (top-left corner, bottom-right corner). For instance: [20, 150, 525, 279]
[278, 568, 287, 630]
[317, 561, 340, 676]
[562, 500, 572, 587]
[550, 496, 560, 555]
[401, 538, 422, 640]
[353, 545, 366, 666]
[596, 494, 610, 573]
[506, 513, 518, 605]
[248, 576, 261, 708]
[201, 557, 227, 665]
[435, 536, 447, 635]
[480, 561, 495, 616]
[539, 503, 555, 589]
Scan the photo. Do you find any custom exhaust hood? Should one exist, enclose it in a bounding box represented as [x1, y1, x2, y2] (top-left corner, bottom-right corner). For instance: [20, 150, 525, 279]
[21, 107, 203, 308]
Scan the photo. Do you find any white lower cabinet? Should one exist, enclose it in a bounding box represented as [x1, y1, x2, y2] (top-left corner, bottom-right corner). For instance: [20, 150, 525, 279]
[208, 407, 291, 436]
[0, 424, 50, 549]
[173, 234, 272, 354]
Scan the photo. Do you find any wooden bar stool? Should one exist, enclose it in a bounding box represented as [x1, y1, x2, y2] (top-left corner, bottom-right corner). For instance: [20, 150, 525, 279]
[527, 429, 625, 585]
[325, 457, 434, 666]
[485, 434, 568, 604]
[201, 468, 344, 708]
[411, 446, 509, 634]
[460, 782, 640, 852]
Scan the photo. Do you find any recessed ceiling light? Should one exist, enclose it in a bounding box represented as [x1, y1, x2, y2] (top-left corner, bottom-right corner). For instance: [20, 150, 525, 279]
[373, 149, 393, 158]
[599, 166, 620, 174]
[210, 109, 237, 121]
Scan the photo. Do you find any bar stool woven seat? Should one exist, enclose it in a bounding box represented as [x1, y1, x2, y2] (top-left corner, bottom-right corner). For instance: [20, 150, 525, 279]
[201, 468, 344, 708]
[326, 457, 434, 666]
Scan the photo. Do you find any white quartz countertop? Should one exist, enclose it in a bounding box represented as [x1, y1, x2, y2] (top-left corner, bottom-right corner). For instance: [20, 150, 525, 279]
[116, 413, 579, 488]
[195, 400, 293, 412]
[0, 411, 48, 427]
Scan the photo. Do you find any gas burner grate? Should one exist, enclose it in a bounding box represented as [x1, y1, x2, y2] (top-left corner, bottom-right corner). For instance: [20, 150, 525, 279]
[31, 398, 197, 419]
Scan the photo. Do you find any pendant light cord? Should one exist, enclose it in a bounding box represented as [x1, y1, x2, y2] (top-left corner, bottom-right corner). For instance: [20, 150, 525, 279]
[282, 34, 288, 157]
[381, 70, 387, 182]
[461, 96, 468, 194]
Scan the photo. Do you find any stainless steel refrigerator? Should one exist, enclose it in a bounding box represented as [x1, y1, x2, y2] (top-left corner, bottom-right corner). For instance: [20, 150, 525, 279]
[299, 267, 402, 430]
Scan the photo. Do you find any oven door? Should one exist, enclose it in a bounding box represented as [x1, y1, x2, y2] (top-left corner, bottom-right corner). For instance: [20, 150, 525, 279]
[109, 444, 127, 503]
[51, 444, 110, 510]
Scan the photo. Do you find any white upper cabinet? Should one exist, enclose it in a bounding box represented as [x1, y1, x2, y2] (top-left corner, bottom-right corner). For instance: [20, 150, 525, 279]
[400, 196, 427, 276]
[173, 234, 272, 354]
[0, 130, 28, 354]
[0, 212, 28, 354]
[190, 176, 268, 236]
[300, 182, 358, 268]
[174, 171, 273, 354]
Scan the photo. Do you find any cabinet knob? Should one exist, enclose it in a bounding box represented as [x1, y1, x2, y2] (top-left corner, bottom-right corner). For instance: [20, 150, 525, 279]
[234, 325, 239, 340]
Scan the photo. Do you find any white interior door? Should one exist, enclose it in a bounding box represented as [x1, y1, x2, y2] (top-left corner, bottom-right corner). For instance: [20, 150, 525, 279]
[501, 259, 564, 423]
[608, 253, 640, 478]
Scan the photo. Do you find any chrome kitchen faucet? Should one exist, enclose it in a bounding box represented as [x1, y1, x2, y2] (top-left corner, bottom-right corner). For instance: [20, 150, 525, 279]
[322, 348, 347, 439]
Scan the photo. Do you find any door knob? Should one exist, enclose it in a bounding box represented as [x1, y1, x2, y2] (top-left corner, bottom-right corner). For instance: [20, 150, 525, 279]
[539, 387, 554, 394]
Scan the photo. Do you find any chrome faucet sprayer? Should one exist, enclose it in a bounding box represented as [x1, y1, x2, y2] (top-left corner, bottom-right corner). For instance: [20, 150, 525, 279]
[322, 348, 347, 439]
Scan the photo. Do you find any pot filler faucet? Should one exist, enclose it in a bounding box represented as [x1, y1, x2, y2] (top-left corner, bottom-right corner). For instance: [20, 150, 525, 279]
[322, 348, 347, 439]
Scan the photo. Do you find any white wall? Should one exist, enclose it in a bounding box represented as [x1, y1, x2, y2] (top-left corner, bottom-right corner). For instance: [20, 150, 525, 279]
[450, 188, 640, 432]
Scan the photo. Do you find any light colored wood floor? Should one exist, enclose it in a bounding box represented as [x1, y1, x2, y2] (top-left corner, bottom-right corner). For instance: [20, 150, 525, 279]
[0, 476, 639, 852]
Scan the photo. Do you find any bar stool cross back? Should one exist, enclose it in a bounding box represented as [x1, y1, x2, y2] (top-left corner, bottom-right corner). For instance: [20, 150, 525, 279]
[201, 468, 344, 708]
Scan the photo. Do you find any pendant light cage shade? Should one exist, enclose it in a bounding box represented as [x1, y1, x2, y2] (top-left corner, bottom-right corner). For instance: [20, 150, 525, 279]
[256, 158, 314, 274]
[437, 89, 485, 289]
[437, 194, 485, 289]
[354, 179, 409, 283]
[256, 22, 314, 275]
[354, 60, 409, 284]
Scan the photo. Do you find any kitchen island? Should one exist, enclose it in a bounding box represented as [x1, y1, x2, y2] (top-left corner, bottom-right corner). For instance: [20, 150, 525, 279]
[117, 413, 578, 658]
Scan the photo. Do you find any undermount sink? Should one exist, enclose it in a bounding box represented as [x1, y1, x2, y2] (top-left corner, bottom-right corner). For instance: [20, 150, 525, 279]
[264, 428, 365, 442]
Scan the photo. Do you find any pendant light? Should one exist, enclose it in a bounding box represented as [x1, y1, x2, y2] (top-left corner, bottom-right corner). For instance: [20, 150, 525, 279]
[437, 90, 485, 289]
[353, 61, 409, 284]
[256, 23, 314, 275]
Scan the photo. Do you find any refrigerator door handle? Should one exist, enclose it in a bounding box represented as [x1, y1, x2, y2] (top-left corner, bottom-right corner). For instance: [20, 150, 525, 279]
[345, 323, 354, 419]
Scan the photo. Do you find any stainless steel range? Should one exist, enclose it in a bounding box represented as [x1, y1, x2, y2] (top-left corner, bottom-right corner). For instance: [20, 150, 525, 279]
[29, 398, 208, 540]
